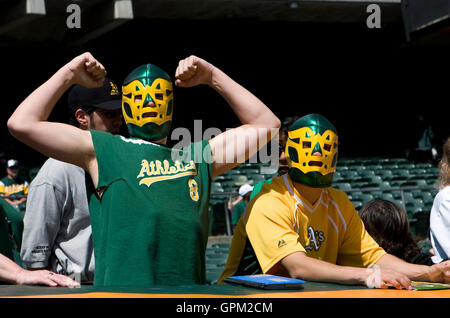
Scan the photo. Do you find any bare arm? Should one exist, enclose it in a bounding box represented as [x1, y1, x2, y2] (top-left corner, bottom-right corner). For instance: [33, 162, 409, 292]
[175, 56, 280, 178]
[280, 252, 413, 289]
[7, 52, 106, 186]
[376, 253, 450, 284]
[0, 253, 79, 287]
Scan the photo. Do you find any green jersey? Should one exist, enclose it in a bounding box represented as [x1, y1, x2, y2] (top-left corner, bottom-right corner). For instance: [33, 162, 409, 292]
[89, 130, 212, 286]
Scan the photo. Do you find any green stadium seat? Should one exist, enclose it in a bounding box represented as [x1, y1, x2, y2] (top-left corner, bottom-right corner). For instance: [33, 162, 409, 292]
[360, 194, 374, 203]
[240, 168, 260, 175]
[225, 169, 242, 175]
[401, 180, 428, 187]
[211, 182, 224, 193]
[381, 164, 399, 170]
[426, 167, 439, 175]
[260, 165, 278, 175]
[405, 202, 424, 217]
[381, 193, 394, 201]
[419, 192, 435, 204]
[246, 173, 265, 184]
[376, 170, 394, 180]
[393, 169, 410, 177]
[340, 170, 358, 179]
[359, 170, 376, 178]
[390, 158, 410, 164]
[205, 268, 224, 284]
[231, 175, 249, 186]
[410, 168, 427, 176]
[398, 163, 415, 170]
[28, 167, 40, 182]
[334, 182, 352, 192]
[415, 163, 433, 169]
[352, 200, 363, 210]
[377, 181, 392, 189]
[351, 166, 366, 172]
[403, 192, 415, 203]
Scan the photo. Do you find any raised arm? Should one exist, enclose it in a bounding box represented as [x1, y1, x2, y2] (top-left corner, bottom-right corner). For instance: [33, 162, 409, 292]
[175, 56, 280, 178]
[7, 52, 106, 185]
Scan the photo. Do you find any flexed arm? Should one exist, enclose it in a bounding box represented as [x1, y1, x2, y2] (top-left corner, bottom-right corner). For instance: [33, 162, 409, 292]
[7, 52, 106, 186]
[175, 55, 280, 177]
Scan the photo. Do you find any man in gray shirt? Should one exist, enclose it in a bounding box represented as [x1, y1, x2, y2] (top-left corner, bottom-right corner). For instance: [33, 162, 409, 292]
[21, 78, 123, 284]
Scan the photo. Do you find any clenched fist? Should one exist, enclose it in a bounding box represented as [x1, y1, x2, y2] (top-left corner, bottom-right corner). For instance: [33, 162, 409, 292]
[175, 55, 215, 88]
[65, 52, 107, 88]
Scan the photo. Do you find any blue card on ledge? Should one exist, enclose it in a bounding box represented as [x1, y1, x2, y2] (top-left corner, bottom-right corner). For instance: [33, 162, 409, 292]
[224, 274, 306, 290]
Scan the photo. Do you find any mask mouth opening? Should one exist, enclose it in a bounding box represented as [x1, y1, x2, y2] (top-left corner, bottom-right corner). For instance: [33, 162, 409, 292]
[142, 102, 158, 118]
[142, 112, 157, 118]
[308, 161, 323, 167]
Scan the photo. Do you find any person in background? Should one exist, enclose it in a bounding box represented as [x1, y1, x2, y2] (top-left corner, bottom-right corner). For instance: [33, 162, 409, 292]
[0, 159, 28, 213]
[406, 112, 438, 164]
[429, 136, 450, 264]
[228, 184, 254, 232]
[20, 78, 123, 284]
[359, 199, 433, 266]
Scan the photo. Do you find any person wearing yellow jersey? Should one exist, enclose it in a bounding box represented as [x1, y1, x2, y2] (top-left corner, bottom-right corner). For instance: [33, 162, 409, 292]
[220, 114, 450, 289]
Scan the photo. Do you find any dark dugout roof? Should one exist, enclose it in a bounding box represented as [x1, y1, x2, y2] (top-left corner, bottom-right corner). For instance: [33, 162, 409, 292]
[0, 0, 405, 46]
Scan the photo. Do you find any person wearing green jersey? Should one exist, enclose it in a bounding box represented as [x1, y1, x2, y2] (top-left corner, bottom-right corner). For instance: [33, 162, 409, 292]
[8, 52, 280, 286]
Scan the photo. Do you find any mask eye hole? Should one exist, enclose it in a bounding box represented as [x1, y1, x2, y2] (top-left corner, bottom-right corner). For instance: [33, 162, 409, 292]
[324, 144, 332, 151]
[134, 95, 142, 103]
[303, 141, 311, 149]
[154, 93, 164, 100]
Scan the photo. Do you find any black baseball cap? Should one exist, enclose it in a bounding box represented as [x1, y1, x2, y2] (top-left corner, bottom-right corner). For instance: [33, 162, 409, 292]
[68, 78, 122, 117]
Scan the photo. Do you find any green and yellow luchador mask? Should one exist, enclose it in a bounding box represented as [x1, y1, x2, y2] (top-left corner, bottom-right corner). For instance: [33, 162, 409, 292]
[286, 114, 338, 188]
[122, 64, 173, 141]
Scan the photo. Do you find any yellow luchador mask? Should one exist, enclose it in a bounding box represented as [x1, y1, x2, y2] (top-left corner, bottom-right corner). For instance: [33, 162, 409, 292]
[122, 64, 173, 141]
[285, 114, 338, 188]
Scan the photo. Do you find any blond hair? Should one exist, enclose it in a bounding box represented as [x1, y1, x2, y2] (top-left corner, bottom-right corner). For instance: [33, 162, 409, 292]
[437, 137, 450, 190]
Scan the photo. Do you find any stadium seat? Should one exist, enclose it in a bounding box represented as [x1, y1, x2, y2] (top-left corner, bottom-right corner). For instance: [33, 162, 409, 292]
[375, 170, 394, 180]
[392, 169, 410, 177]
[381, 192, 394, 201]
[401, 180, 428, 187]
[246, 174, 266, 184]
[205, 242, 230, 284]
[231, 175, 249, 186]
[359, 194, 374, 204]
[334, 182, 352, 192]
[419, 191, 435, 205]
[260, 165, 278, 175]
[359, 170, 375, 178]
[211, 182, 224, 193]
[351, 200, 363, 210]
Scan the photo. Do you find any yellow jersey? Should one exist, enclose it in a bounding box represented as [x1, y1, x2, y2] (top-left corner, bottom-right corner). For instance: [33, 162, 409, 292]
[219, 174, 385, 283]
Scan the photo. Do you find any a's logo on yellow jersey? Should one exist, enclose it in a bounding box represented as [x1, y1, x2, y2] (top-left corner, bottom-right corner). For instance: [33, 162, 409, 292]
[137, 159, 197, 187]
[305, 226, 325, 251]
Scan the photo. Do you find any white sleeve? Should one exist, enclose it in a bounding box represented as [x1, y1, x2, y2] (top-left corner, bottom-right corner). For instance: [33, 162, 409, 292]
[20, 180, 64, 269]
[430, 195, 450, 263]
